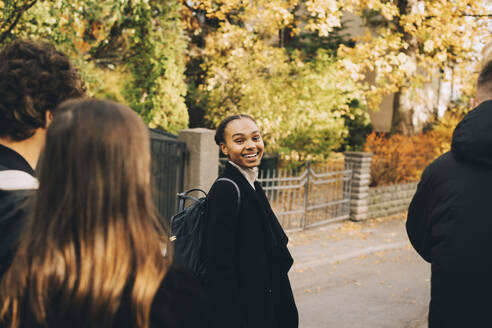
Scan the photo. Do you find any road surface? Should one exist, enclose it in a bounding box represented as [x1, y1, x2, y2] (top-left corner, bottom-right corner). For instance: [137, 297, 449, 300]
[288, 214, 430, 328]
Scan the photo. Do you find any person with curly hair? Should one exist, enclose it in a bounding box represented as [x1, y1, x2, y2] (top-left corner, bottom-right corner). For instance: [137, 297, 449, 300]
[0, 39, 85, 277]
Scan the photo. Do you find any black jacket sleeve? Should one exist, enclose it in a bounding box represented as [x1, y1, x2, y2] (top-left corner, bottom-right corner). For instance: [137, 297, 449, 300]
[205, 180, 243, 328]
[406, 166, 433, 263]
[0, 190, 33, 277]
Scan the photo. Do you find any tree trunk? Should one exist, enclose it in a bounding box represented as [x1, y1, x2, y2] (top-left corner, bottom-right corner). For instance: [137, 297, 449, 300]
[390, 89, 415, 135]
[389, 0, 415, 135]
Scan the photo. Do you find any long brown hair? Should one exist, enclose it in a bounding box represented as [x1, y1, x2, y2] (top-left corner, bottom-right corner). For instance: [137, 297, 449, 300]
[0, 99, 169, 327]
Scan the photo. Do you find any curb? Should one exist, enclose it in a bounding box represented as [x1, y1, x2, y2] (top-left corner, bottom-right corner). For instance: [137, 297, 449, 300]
[293, 241, 409, 271]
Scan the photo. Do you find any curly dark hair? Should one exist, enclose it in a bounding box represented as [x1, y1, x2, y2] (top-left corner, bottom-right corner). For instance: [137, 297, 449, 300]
[214, 114, 256, 146]
[0, 39, 86, 141]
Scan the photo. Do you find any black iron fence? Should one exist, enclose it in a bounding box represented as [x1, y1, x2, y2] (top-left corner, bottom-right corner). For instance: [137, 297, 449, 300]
[149, 129, 187, 226]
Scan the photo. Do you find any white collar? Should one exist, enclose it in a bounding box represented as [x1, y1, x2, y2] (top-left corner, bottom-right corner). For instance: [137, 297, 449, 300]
[0, 170, 39, 190]
[228, 161, 258, 190]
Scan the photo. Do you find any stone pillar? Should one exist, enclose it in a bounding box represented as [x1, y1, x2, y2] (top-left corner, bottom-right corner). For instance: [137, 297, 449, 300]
[178, 128, 219, 192]
[344, 152, 373, 221]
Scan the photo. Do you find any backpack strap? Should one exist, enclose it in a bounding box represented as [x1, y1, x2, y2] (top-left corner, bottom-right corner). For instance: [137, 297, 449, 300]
[215, 177, 241, 217]
[177, 188, 207, 212]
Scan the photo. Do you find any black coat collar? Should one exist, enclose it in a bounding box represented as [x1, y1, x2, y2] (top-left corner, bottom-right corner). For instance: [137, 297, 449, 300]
[0, 144, 35, 176]
[222, 162, 293, 270]
[223, 162, 288, 243]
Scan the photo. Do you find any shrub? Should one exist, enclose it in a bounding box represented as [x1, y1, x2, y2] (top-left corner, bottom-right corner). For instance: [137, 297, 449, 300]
[2, 0, 190, 134]
[364, 132, 442, 186]
[123, 0, 189, 134]
[425, 99, 473, 154]
[339, 99, 373, 152]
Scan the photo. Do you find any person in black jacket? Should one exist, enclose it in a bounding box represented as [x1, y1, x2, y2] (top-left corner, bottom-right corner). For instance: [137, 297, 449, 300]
[205, 114, 298, 328]
[407, 60, 492, 328]
[0, 39, 85, 277]
[0, 99, 208, 328]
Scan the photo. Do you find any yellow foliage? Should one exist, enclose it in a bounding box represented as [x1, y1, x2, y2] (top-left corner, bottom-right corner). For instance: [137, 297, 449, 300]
[338, 0, 490, 111]
[193, 0, 345, 38]
[203, 24, 366, 159]
[87, 65, 129, 104]
[429, 101, 474, 155]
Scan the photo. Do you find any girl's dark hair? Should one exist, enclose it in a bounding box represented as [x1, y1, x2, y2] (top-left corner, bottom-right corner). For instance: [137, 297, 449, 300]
[214, 114, 256, 145]
[0, 39, 85, 141]
[0, 99, 169, 328]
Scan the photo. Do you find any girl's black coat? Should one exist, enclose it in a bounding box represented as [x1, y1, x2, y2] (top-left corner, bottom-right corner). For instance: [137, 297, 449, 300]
[6, 266, 209, 328]
[205, 162, 298, 328]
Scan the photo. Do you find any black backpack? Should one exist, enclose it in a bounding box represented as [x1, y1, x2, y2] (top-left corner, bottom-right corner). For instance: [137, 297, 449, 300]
[169, 178, 240, 279]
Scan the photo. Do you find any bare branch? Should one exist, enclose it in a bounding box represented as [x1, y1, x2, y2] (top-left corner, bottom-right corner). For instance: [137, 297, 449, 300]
[0, 0, 38, 43]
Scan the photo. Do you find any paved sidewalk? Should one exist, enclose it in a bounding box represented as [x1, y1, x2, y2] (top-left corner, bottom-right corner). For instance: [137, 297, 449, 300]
[288, 214, 412, 271]
[287, 214, 430, 328]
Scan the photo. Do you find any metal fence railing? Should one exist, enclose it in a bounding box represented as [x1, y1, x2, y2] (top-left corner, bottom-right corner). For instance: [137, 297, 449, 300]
[258, 161, 353, 231]
[149, 129, 187, 227]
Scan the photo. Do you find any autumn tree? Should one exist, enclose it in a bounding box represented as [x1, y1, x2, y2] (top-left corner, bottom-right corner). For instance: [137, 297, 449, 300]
[338, 0, 491, 134]
[184, 0, 371, 160]
[4, 0, 486, 149]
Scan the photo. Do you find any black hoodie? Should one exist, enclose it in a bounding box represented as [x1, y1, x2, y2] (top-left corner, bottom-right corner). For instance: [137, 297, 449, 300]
[0, 145, 37, 277]
[407, 100, 492, 328]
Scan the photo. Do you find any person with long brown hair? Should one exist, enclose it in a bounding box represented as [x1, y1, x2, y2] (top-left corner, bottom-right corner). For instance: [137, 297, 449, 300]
[0, 99, 207, 328]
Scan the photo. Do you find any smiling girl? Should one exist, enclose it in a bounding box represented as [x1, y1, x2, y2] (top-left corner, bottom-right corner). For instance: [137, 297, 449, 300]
[205, 115, 298, 328]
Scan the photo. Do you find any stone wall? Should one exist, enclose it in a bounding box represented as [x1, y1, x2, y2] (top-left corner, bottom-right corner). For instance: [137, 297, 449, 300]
[367, 182, 418, 220]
